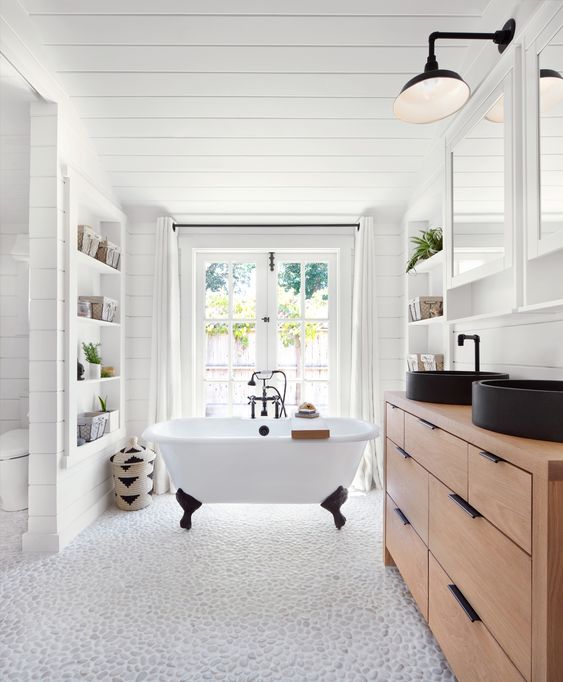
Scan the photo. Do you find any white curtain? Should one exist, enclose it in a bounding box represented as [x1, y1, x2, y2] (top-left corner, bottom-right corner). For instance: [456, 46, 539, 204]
[147, 217, 182, 494]
[350, 216, 383, 491]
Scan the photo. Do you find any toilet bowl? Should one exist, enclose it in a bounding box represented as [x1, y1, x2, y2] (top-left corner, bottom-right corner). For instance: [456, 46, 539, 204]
[0, 429, 29, 511]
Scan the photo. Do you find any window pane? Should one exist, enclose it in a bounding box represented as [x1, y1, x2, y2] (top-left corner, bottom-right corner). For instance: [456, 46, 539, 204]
[277, 322, 301, 378]
[232, 382, 251, 418]
[304, 262, 328, 318]
[284, 381, 302, 413]
[205, 322, 229, 379]
[304, 322, 329, 380]
[232, 322, 255, 380]
[302, 382, 329, 415]
[233, 262, 256, 319]
[205, 382, 228, 417]
[205, 262, 228, 318]
[277, 262, 301, 318]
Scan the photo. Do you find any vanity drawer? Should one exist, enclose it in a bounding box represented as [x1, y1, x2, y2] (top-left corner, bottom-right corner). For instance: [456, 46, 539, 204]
[404, 412, 468, 498]
[428, 554, 524, 682]
[386, 403, 404, 448]
[429, 475, 531, 679]
[385, 493, 428, 619]
[468, 445, 531, 554]
[386, 438, 429, 543]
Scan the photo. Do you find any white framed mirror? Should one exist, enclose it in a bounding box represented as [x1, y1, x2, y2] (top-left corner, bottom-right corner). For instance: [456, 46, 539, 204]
[446, 71, 514, 288]
[526, 7, 563, 259]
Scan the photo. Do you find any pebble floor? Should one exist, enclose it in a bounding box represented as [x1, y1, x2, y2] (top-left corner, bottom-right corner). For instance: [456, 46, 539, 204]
[1, 491, 454, 682]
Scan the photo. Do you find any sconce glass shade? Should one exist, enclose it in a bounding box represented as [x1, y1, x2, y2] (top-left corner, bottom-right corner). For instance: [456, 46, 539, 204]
[484, 96, 505, 123]
[539, 68, 563, 112]
[485, 68, 563, 123]
[394, 69, 470, 124]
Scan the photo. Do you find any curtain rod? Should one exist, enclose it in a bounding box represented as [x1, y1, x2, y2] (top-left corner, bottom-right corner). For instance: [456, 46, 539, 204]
[173, 222, 361, 231]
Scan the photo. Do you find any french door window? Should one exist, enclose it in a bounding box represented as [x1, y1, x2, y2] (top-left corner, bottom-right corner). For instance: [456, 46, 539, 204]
[195, 251, 337, 417]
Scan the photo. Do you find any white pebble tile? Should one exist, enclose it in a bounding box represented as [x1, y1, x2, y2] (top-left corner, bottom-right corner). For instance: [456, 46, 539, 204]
[0, 491, 453, 681]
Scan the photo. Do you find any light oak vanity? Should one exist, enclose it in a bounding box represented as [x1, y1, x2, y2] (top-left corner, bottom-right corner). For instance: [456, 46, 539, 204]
[384, 391, 563, 682]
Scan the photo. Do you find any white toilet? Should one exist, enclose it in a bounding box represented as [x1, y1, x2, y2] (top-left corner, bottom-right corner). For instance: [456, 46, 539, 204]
[0, 428, 29, 511]
[0, 396, 29, 512]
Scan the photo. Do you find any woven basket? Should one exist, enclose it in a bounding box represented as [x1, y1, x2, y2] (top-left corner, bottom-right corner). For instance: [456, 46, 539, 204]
[77, 225, 101, 258]
[110, 437, 156, 511]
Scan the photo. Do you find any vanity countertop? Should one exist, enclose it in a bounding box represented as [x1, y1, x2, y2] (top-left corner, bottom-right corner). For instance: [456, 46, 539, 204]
[385, 391, 563, 479]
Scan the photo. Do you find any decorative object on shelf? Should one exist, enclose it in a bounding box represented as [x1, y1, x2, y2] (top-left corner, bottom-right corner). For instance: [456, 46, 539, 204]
[110, 437, 156, 511]
[406, 227, 443, 273]
[408, 352, 447, 372]
[408, 296, 443, 321]
[96, 395, 119, 433]
[82, 341, 102, 380]
[101, 365, 115, 378]
[394, 19, 516, 123]
[77, 224, 101, 257]
[77, 412, 108, 443]
[77, 360, 85, 381]
[77, 300, 92, 318]
[78, 295, 118, 322]
[421, 353, 444, 371]
[96, 238, 121, 270]
[295, 401, 320, 419]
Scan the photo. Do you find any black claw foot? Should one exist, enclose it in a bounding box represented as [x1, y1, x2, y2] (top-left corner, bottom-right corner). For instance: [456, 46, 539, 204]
[321, 486, 348, 529]
[176, 488, 202, 530]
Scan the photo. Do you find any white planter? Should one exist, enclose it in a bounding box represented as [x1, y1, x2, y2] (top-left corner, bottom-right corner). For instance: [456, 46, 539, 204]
[88, 363, 101, 380]
[106, 410, 119, 433]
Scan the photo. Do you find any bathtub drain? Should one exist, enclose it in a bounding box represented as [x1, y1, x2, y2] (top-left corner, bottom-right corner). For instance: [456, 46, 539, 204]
[259, 425, 270, 436]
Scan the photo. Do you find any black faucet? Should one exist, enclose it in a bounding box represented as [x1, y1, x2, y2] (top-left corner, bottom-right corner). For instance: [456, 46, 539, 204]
[457, 334, 481, 372]
[247, 370, 287, 419]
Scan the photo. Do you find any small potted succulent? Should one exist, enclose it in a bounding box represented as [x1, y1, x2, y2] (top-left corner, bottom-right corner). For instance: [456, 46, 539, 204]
[82, 341, 102, 380]
[97, 395, 119, 434]
[406, 227, 443, 273]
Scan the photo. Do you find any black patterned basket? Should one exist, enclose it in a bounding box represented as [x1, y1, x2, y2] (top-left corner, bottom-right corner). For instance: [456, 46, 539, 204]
[110, 437, 156, 511]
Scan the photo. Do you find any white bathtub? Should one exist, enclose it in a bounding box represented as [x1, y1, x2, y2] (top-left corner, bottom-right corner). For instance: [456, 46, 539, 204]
[143, 417, 378, 529]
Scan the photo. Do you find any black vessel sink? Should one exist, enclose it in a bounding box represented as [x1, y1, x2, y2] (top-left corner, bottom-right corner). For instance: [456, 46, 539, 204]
[406, 371, 510, 405]
[473, 380, 563, 442]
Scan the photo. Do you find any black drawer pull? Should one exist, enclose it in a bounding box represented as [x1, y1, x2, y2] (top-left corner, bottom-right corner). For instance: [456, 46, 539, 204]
[448, 584, 481, 623]
[448, 493, 482, 519]
[389, 404, 397, 410]
[418, 418, 436, 430]
[395, 445, 411, 459]
[393, 507, 410, 525]
[479, 450, 503, 464]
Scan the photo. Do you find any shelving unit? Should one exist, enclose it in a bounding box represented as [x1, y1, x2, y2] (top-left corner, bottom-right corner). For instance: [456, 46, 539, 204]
[77, 376, 121, 386]
[64, 169, 126, 461]
[77, 316, 121, 328]
[406, 220, 449, 369]
[408, 316, 444, 327]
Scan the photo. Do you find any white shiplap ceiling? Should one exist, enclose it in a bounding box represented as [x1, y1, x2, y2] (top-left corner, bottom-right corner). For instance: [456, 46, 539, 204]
[20, 0, 494, 219]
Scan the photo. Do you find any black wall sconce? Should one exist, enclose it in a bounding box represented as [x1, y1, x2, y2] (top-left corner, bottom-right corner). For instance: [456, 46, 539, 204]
[394, 19, 516, 124]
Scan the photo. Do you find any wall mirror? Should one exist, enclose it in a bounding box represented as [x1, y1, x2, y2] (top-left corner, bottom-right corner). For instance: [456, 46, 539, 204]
[449, 78, 511, 285]
[538, 26, 563, 245]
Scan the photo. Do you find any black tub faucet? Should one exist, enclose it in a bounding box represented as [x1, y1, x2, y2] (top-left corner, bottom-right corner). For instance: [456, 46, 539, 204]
[457, 334, 481, 372]
[247, 370, 287, 419]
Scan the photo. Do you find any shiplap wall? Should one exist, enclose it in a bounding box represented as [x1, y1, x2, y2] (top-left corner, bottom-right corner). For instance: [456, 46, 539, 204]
[23, 102, 125, 551]
[453, 316, 563, 381]
[124, 215, 404, 438]
[0, 82, 31, 435]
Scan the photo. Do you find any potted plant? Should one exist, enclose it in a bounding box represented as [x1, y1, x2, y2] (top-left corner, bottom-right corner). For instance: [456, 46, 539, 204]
[82, 341, 102, 380]
[406, 227, 443, 273]
[97, 395, 119, 433]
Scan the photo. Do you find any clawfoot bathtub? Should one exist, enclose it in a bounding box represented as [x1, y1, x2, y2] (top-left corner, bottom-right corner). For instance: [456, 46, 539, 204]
[142, 417, 378, 530]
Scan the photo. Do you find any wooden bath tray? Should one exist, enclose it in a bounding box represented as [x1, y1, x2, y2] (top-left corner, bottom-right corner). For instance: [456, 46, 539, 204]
[291, 417, 330, 439]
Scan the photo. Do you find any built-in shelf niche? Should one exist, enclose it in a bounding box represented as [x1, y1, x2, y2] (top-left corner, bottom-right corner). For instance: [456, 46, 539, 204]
[65, 168, 126, 460]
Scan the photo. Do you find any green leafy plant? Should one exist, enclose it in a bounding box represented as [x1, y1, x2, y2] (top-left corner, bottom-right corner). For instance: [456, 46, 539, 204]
[98, 395, 108, 412]
[82, 342, 102, 365]
[406, 227, 443, 273]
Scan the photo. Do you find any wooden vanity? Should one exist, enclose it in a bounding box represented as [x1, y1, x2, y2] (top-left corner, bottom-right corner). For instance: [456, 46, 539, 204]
[384, 391, 563, 682]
